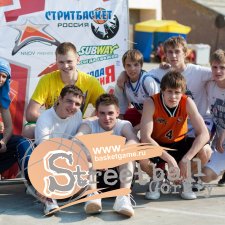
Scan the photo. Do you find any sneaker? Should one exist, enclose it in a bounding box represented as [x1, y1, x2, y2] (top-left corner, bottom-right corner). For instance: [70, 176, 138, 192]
[43, 198, 59, 215]
[145, 179, 162, 200]
[218, 172, 225, 187]
[113, 195, 134, 217]
[192, 182, 205, 192]
[84, 192, 102, 214]
[180, 180, 197, 200]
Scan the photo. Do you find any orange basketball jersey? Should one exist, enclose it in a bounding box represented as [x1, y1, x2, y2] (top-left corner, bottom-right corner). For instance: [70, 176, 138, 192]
[151, 93, 188, 144]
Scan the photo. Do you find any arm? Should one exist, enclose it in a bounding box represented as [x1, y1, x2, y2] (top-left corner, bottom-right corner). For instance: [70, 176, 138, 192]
[116, 71, 128, 90]
[140, 99, 178, 168]
[88, 78, 105, 108]
[183, 97, 210, 161]
[216, 130, 225, 153]
[26, 99, 42, 122]
[121, 123, 139, 145]
[0, 107, 13, 152]
[114, 84, 129, 117]
[75, 123, 92, 136]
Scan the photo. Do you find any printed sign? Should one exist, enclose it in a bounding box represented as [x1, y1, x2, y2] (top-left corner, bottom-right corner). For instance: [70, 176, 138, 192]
[0, 0, 129, 134]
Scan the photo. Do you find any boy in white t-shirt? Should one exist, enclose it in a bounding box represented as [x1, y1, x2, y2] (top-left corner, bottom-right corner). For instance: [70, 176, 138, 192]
[201, 49, 225, 184]
[76, 93, 139, 217]
[21, 85, 84, 215]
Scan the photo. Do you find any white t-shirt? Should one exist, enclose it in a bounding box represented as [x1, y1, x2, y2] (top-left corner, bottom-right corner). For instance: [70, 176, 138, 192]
[35, 107, 82, 145]
[206, 80, 225, 130]
[83, 118, 132, 136]
[115, 71, 160, 114]
[149, 64, 212, 118]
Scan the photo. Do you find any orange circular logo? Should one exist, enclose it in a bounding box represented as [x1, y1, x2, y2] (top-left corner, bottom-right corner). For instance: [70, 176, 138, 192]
[28, 137, 89, 200]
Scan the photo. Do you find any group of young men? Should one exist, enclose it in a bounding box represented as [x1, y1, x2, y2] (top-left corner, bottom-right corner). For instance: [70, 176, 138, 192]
[0, 36, 224, 218]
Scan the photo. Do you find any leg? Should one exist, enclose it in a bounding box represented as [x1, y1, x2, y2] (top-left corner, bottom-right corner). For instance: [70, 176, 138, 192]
[139, 159, 153, 177]
[113, 161, 135, 217]
[84, 163, 102, 214]
[201, 167, 218, 183]
[201, 149, 225, 183]
[22, 124, 36, 139]
[16, 136, 34, 182]
[0, 134, 18, 174]
[192, 144, 212, 174]
[118, 161, 135, 188]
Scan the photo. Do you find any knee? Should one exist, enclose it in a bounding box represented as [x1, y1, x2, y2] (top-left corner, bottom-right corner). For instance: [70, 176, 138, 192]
[201, 167, 217, 183]
[22, 125, 35, 139]
[197, 145, 212, 166]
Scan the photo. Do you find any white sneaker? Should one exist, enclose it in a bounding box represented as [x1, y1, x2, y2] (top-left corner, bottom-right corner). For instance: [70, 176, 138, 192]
[145, 180, 162, 200]
[113, 195, 134, 217]
[84, 192, 102, 214]
[180, 181, 197, 200]
[43, 198, 59, 215]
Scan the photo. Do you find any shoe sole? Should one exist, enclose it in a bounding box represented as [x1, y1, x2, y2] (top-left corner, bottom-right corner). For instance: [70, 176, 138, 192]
[218, 183, 225, 187]
[115, 209, 134, 217]
[180, 194, 197, 200]
[145, 192, 160, 200]
[85, 203, 102, 214]
[44, 207, 60, 216]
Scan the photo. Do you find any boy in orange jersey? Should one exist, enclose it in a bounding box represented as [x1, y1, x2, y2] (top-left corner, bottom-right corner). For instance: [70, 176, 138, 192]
[140, 70, 211, 200]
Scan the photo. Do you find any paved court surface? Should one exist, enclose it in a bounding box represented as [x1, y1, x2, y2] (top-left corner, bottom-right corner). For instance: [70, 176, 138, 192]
[0, 178, 225, 225]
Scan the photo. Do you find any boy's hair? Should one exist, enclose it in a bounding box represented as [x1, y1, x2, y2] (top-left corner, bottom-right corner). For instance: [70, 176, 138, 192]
[55, 42, 78, 56]
[160, 70, 186, 93]
[163, 36, 188, 54]
[122, 49, 143, 67]
[95, 93, 119, 111]
[210, 49, 225, 65]
[60, 85, 84, 100]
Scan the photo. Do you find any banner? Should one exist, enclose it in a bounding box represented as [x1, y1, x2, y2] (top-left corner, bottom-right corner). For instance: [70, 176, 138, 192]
[0, 0, 129, 134]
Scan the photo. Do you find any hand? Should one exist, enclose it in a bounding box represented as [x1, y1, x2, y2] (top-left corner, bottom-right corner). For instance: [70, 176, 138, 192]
[116, 71, 128, 89]
[178, 159, 190, 180]
[159, 62, 171, 70]
[167, 160, 180, 182]
[0, 140, 7, 153]
[167, 157, 179, 170]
